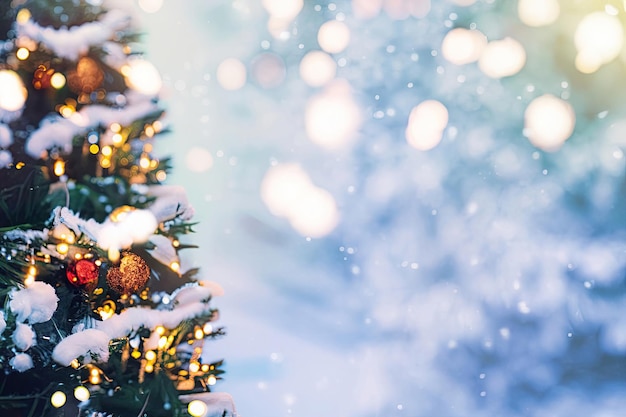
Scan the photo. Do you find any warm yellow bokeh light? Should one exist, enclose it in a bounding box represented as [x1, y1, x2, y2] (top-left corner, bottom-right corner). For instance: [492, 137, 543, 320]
[518, 0, 559, 27]
[300, 51, 337, 87]
[187, 400, 208, 417]
[318, 20, 351, 54]
[73, 386, 90, 402]
[405, 100, 449, 151]
[478, 37, 526, 78]
[216, 58, 247, 91]
[524, 94, 575, 151]
[574, 12, 623, 74]
[305, 82, 361, 150]
[0, 70, 27, 112]
[50, 72, 66, 89]
[441, 28, 487, 65]
[124, 59, 162, 96]
[50, 391, 67, 408]
[16, 47, 29, 60]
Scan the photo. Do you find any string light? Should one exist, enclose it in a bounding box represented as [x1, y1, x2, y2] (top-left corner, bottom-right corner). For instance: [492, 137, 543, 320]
[194, 328, 205, 340]
[0, 70, 28, 111]
[207, 375, 217, 386]
[53, 159, 66, 176]
[170, 261, 180, 272]
[73, 386, 90, 402]
[16, 8, 31, 24]
[56, 243, 69, 255]
[50, 391, 67, 408]
[50, 72, 66, 89]
[16, 47, 29, 60]
[187, 400, 207, 417]
[145, 350, 157, 361]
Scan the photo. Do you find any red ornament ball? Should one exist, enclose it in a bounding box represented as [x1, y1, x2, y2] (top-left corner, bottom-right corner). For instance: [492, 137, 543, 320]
[66, 259, 99, 286]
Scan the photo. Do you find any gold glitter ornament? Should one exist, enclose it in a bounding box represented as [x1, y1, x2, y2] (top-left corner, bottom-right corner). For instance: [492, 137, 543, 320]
[106, 252, 151, 294]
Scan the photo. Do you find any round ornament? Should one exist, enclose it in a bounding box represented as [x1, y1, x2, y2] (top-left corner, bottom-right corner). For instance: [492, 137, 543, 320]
[106, 252, 151, 294]
[66, 259, 99, 286]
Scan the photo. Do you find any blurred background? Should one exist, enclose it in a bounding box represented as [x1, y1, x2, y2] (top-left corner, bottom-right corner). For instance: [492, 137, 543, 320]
[135, 1, 626, 416]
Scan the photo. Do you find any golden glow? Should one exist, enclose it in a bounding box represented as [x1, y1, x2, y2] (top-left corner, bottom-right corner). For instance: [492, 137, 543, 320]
[28, 265, 37, 276]
[50, 391, 67, 408]
[56, 243, 69, 255]
[156, 170, 167, 182]
[0, 70, 27, 111]
[24, 275, 35, 286]
[50, 72, 66, 89]
[194, 329, 205, 340]
[131, 350, 142, 359]
[201, 364, 210, 372]
[16, 9, 31, 24]
[524, 94, 575, 151]
[89, 144, 99, 154]
[60, 105, 74, 118]
[207, 375, 217, 385]
[110, 123, 121, 133]
[98, 300, 116, 320]
[441, 28, 487, 65]
[158, 336, 168, 349]
[100, 158, 111, 169]
[189, 362, 200, 373]
[144, 125, 155, 137]
[155, 325, 166, 335]
[405, 100, 449, 151]
[73, 386, 90, 402]
[187, 400, 208, 417]
[101, 146, 113, 157]
[318, 20, 351, 54]
[139, 155, 151, 169]
[202, 323, 213, 334]
[112, 133, 124, 146]
[145, 350, 157, 361]
[124, 59, 162, 95]
[145, 364, 154, 373]
[70, 359, 80, 368]
[478, 37, 526, 78]
[170, 261, 180, 272]
[53, 159, 65, 176]
[16, 47, 29, 60]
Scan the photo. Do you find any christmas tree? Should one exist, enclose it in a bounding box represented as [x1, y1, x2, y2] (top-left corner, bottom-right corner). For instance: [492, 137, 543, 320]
[0, 1, 234, 416]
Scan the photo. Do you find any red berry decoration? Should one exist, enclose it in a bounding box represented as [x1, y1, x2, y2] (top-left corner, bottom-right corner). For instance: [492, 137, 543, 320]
[66, 259, 100, 286]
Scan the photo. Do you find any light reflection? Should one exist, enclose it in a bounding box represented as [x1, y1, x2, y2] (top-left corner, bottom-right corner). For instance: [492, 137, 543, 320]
[405, 100, 449, 151]
[261, 164, 339, 238]
[216, 58, 247, 91]
[524, 94, 575, 151]
[317, 20, 351, 54]
[574, 12, 623, 74]
[441, 28, 487, 65]
[305, 81, 361, 150]
[518, 0, 559, 27]
[478, 37, 526, 79]
[299, 51, 337, 87]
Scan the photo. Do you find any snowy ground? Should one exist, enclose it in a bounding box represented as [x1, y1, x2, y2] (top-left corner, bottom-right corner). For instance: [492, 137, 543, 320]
[140, 1, 626, 416]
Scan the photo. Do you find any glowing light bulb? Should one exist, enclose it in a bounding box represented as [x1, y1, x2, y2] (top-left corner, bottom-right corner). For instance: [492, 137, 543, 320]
[50, 391, 67, 408]
[441, 28, 487, 65]
[124, 59, 162, 95]
[207, 375, 217, 385]
[194, 329, 205, 340]
[216, 58, 247, 91]
[53, 159, 65, 176]
[73, 386, 90, 402]
[317, 20, 351, 54]
[574, 12, 623, 74]
[158, 336, 168, 349]
[203, 323, 213, 334]
[145, 350, 157, 361]
[187, 400, 208, 417]
[170, 261, 180, 272]
[524, 94, 575, 151]
[155, 325, 165, 335]
[50, 72, 66, 89]
[16, 9, 31, 24]
[518, 0, 559, 27]
[405, 100, 449, 151]
[145, 363, 154, 373]
[16, 47, 29, 60]
[478, 37, 526, 78]
[189, 362, 200, 373]
[57, 243, 69, 255]
[0, 70, 27, 112]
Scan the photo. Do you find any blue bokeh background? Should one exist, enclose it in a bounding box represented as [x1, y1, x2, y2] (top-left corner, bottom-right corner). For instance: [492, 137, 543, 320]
[140, 1, 626, 416]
